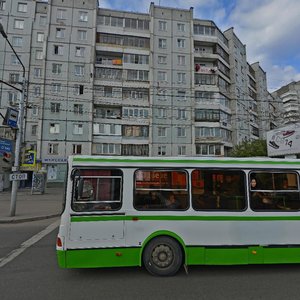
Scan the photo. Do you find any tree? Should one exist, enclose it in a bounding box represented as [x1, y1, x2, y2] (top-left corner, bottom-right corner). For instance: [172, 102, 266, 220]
[229, 139, 267, 157]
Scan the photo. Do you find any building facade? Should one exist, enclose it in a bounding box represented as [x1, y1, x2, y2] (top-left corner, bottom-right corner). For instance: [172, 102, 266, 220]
[0, 1, 274, 185]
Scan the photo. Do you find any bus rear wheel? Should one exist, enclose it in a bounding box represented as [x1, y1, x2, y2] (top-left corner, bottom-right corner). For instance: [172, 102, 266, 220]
[143, 236, 182, 276]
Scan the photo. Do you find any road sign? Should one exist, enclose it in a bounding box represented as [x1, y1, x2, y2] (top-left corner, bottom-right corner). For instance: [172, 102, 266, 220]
[9, 173, 28, 181]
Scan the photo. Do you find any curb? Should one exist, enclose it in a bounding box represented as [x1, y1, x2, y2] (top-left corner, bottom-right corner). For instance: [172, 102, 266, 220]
[0, 214, 60, 224]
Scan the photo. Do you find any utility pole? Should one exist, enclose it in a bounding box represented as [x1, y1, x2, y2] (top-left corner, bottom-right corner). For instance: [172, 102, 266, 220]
[0, 23, 26, 216]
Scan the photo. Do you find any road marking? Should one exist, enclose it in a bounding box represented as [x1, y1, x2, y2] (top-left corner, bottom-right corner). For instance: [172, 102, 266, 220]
[0, 219, 60, 268]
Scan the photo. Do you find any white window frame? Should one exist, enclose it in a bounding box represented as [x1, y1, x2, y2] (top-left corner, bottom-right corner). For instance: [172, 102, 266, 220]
[48, 143, 58, 155]
[159, 21, 167, 31]
[158, 38, 167, 49]
[178, 145, 186, 156]
[52, 63, 62, 75]
[37, 32, 44, 42]
[52, 83, 62, 93]
[11, 54, 21, 65]
[14, 19, 24, 29]
[177, 23, 185, 32]
[17, 2, 27, 12]
[35, 50, 43, 60]
[177, 127, 186, 137]
[158, 127, 167, 137]
[177, 38, 185, 48]
[74, 104, 83, 115]
[56, 28, 65, 38]
[177, 73, 186, 84]
[73, 124, 83, 135]
[57, 9, 66, 20]
[31, 125, 37, 136]
[34, 68, 42, 78]
[72, 144, 82, 155]
[158, 145, 166, 156]
[49, 123, 60, 134]
[50, 102, 60, 113]
[78, 30, 87, 41]
[75, 65, 84, 76]
[158, 55, 167, 64]
[79, 11, 88, 22]
[12, 36, 22, 47]
[158, 71, 167, 82]
[54, 45, 64, 55]
[75, 46, 85, 57]
[178, 55, 186, 66]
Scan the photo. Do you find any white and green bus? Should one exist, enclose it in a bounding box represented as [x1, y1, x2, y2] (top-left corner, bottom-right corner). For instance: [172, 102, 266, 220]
[56, 156, 300, 276]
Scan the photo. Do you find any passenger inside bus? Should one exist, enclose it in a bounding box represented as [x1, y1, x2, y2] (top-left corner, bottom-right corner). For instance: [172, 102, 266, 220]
[165, 192, 181, 209]
[250, 178, 274, 210]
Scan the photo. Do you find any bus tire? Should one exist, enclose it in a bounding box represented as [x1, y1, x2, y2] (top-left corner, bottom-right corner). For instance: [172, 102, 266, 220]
[143, 236, 182, 276]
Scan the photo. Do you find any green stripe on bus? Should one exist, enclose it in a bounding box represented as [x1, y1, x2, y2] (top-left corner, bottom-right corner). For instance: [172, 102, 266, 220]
[71, 215, 300, 222]
[73, 157, 300, 165]
[57, 246, 300, 269]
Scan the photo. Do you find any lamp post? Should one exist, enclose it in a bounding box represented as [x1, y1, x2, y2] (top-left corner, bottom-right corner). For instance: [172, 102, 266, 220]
[0, 22, 26, 216]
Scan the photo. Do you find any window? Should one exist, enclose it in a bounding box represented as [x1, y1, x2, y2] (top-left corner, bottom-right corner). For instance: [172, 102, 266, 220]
[49, 123, 60, 134]
[32, 106, 38, 116]
[39, 16, 47, 26]
[75, 47, 85, 57]
[158, 38, 167, 49]
[249, 172, 300, 211]
[79, 11, 88, 22]
[17, 3, 27, 12]
[191, 169, 246, 210]
[0, 1, 6, 11]
[127, 70, 148, 81]
[158, 146, 166, 156]
[34, 86, 41, 97]
[72, 144, 82, 155]
[75, 65, 84, 76]
[52, 63, 62, 74]
[54, 45, 64, 55]
[35, 50, 43, 60]
[11, 54, 21, 65]
[177, 127, 186, 137]
[158, 89, 167, 101]
[8, 91, 18, 106]
[158, 55, 167, 64]
[122, 126, 148, 137]
[57, 9, 66, 20]
[178, 146, 186, 156]
[72, 169, 123, 212]
[74, 104, 83, 115]
[177, 39, 185, 48]
[37, 33, 44, 42]
[9, 73, 20, 83]
[158, 127, 167, 137]
[52, 83, 61, 93]
[177, 23, 185, 32]
[56, 28, 65, 38]
[73, 124, 83, 135]
[14, 19, 24, 29]
[50, 103, 60, 113]
[48, 143, 58, 155]
[159, 21, 167, 31]
[195, 144, 221, 156]
[134, 170, 189, 210]
[178, 55, 185, 65]
[177, 109, 186, 119]
[157, 108, 167, 119]
[95, 143, 121, 155]
[158, 71, 167, 82]
[31, 125, 37, 136]
[74, 85, 84, 95]
[78, 30, 87, 41]
[177, 73, 186, 84]
[12, 36, 22, 47]
[34, 68, 42, 78]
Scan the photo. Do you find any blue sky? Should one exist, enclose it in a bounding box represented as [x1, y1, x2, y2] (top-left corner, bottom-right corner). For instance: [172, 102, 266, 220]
[100, 0, 300, 92]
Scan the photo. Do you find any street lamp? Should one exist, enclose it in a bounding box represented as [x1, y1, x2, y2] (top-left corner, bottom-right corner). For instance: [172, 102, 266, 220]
[0, 22, 26, 216]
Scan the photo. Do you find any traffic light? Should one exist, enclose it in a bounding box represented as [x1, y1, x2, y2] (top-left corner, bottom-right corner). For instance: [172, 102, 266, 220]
[2, 152, 12, 163]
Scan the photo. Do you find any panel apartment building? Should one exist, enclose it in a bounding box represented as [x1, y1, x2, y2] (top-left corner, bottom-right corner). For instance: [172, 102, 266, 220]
[0, 0, 274, 185]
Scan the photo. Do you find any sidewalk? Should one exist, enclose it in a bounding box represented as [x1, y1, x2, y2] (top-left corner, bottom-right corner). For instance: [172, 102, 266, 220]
[0, 187, 64, 223]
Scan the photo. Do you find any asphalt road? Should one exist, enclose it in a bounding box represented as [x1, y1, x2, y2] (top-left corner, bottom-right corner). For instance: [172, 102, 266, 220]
[1, 220, 300, 300]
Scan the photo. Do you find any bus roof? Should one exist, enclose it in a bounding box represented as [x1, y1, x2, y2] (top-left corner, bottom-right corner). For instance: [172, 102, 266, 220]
[70, 156, 300, 169]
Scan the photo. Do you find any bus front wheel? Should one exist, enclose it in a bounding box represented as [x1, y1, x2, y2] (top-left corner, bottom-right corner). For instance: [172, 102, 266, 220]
[143, 236, 182, 276]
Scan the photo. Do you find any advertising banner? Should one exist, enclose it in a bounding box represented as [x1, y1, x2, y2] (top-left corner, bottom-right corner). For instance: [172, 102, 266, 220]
[267, 123, 300, 157]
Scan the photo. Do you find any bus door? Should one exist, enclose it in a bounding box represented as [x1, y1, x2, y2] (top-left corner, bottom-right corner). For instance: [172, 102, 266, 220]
[69, 169, 124, 244]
